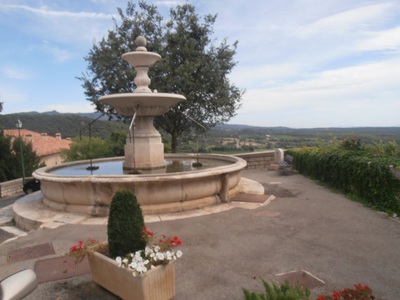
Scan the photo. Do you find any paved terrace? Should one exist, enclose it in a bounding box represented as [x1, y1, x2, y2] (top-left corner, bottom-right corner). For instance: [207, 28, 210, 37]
[1, 168, 400, 299]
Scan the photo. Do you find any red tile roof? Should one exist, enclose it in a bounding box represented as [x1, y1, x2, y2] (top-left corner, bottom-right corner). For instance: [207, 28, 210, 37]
[4, 129, 72, 157]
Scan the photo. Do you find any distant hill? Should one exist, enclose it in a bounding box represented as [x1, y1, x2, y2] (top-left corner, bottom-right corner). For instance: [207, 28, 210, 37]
[1, 111, 400, 144]
[0, 111, 128, 139]
[211, 123, 400, 136]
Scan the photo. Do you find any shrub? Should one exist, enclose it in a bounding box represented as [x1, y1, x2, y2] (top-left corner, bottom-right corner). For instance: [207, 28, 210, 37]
[243, 280, 311, 300]
[287, 146, 400, 214]
[107, 189, 146, 258]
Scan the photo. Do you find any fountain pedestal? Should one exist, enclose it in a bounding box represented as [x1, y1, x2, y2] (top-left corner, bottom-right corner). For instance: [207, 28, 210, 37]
[123, 116, 165, 171]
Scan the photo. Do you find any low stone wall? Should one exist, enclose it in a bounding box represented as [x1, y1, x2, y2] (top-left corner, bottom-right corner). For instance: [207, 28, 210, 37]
[0, 178, 24, 198]
[235, 151, 275, 169]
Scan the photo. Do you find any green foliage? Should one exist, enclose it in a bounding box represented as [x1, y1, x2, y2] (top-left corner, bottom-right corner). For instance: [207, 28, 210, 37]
[339, 137, 363, 151]
[108, 130, 127, 156]
[287, 142, 400, 214]
[0, 112, 128, 140]
[79, 1, 243, 152]
[243, 280, 310, 300]
[370, 140, 400, 157]
[0, 135, 42, 182]
[61, 130, 126, 161]
[107, 190, 146, 258]
[12, 137, 43, 177]
[61, 136, 112, 161]
[0, 134, 14, 182]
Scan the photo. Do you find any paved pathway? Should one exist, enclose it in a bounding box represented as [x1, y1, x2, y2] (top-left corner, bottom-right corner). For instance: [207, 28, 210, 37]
[1, 169, 399, 299]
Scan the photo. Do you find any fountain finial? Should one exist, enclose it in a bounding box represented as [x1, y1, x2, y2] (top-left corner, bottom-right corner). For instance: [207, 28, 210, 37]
[135, 36, 147, 52]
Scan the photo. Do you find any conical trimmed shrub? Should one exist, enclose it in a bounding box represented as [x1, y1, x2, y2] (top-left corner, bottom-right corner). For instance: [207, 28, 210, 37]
[107, 189, 146, 258]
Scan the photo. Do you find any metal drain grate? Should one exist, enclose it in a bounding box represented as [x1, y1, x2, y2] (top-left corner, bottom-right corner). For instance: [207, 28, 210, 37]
[34, 255, 90, 283]
[7, 243, 55, 263]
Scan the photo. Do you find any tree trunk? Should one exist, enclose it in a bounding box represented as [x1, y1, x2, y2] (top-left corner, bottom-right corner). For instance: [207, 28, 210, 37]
[171, 132, 178, 153]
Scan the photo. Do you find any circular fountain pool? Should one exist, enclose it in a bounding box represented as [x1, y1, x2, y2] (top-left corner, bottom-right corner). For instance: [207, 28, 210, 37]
[33, 154, 247, 216]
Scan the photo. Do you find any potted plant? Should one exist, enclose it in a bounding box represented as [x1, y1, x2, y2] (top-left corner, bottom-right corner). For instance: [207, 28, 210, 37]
[68, 189, 182, 300]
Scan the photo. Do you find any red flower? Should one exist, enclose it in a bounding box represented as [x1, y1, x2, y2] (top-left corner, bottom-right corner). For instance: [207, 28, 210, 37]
[70, 240, 84, 251]
[167, 236, 182, 247]
[141, 226, 154, 236]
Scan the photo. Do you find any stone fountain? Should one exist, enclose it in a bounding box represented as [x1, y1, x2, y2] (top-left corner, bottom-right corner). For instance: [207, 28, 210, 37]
[31, 36, 248, 217]
[100, 36, 186, 172]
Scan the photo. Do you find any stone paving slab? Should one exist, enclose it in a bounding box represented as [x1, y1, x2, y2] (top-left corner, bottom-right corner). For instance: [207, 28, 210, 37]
[7, 243, 55, 263]
[34, 255, 90, 283]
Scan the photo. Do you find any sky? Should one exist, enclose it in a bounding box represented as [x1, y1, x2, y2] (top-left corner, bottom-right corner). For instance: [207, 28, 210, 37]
[1, 0, 400, 128]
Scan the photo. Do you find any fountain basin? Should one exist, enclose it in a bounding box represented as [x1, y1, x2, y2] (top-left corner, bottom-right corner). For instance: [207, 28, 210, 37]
[100, 93, 186, 116]
[33, 154, 247, 216]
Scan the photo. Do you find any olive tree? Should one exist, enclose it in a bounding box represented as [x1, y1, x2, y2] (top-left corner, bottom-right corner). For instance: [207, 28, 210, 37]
[79, 1, 242, 152]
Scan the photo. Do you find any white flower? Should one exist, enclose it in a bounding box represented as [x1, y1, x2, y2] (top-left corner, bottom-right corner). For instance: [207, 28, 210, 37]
[111, 233, 182, 276]
[156, 252, 165, 261]
[115, 256, 122, 267]
[165, 251, 173, 261]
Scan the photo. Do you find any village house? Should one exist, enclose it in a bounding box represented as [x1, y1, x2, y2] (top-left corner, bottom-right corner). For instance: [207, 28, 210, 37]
[4, 129, 72, 167]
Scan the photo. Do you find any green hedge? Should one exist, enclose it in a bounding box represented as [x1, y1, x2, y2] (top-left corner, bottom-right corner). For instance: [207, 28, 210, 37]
[287, 147, 400, 214]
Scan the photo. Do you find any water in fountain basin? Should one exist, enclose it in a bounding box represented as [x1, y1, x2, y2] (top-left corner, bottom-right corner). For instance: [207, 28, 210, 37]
[49, 158, 232, 176]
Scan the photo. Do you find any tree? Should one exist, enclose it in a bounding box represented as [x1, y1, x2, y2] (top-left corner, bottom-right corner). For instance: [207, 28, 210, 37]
[61, 131, 127, 162]
[11, 137, 43, 179]
[108, 130, 127, 157]
[0, 135, 13, 182]
[61, 136, 112, 162]
[0, 135, 42, 182]
[79, 1, 243, 152]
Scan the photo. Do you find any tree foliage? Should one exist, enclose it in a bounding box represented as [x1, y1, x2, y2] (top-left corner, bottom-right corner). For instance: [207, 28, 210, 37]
[79, 1, 243, 152]
[0, 135, 14, 182]
[61, 130, 126, 161]
[0, 135, 42, 182]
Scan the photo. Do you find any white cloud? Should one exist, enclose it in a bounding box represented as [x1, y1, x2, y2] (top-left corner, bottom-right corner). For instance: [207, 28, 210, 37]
[297, 3, 394, 37]
[1, 4, 114, 19]
[232, 57, 400, 127]
[0, 84, 27, 113]
[230, 63, 303, 88]
[357, 26, 400, 52]
[155, 1, 187, 7]
[0, 3, 116, 48]
[1, 66, 32, 80]
[42, 43, 74, 63]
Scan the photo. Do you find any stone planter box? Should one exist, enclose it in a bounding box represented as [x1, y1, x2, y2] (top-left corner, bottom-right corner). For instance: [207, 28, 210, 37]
[88, 250, 176, 300]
